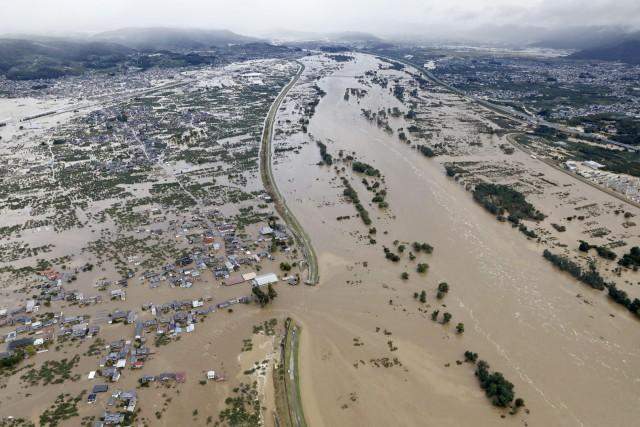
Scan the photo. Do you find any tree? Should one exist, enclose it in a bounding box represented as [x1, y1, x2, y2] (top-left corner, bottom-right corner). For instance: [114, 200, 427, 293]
[0, 349, 25, 370]
[473, 182, 545, 222]
[543, 250, 605, 290]
[401, 272, 409, 280]
[515, 398, 525, 408]
[420, 243, 433, 254]
[419, 290, 427, 303]
[437, 282, 449, 299]
[418, 145, 435, 157]
[464, 351, 478, 363]
[475, 360, 516, 407]
[443, 312, 452, 324]
[383, 247, 400, 262]
[431, 310, 439, 321]
[456, 323, 465, 334]
[252, 286, 270, 307]
[24, 345, 36, 357]
[267, 284, 278, 301]
[412, 242, 434, 254]
[279, 262, 291, 271]
[417, 263, 429, 274]
[618, 246, 640, 268]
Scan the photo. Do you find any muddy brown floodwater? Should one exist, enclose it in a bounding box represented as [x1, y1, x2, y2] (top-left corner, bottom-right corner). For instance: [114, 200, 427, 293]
[272, 53, 640, 426]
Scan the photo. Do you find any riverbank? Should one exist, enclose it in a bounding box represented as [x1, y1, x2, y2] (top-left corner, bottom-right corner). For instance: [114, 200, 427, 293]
[260, 61, 319, 285]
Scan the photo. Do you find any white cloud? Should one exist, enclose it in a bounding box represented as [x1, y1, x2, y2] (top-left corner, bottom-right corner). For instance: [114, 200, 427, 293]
[1, 0, 638, 37]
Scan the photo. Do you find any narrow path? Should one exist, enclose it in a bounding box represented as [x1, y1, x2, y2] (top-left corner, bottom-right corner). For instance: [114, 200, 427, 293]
[283, 318, 307, 427]
[259, 62, 319, 285]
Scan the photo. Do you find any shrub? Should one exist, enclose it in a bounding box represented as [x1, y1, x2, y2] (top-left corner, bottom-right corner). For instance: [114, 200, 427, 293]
[412, 242, 434, 254]
[596, 246, 617, 260]
[316, 141, 333, 165]
[418, 145, 435, 157]
[442, 312, 452, 324]
[352, 161, 380, 177]
[437, 282, 449, 299]
[618, 246, 640, 268]
[578, 240, 591, 252]
[464, 351, 478, 363]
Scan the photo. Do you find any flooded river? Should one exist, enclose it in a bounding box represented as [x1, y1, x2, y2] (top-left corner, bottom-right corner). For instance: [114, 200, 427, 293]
[272, 53, 640, 426]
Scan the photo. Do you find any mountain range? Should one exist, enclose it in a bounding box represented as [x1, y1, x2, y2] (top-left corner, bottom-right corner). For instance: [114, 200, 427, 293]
[2, 26, 640, 81]
[569, 39, 640, 64]
[0, 28, 295, 80]
[91, 27, 259, 50]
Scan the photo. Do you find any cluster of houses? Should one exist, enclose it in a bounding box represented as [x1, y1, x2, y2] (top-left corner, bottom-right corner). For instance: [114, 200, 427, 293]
[139, 371, 187, 385]
[135, 219, 291, 290]
[0, 300, 54, 358]
[87, 385, 138, 426]
[0, 58, 312, 425]
[92, 339, 153, 383]
[0, 308, 106, 360]
[565, 160, 640, 203]
[33, 267, 105, 306]
[0, 208, 294, 424]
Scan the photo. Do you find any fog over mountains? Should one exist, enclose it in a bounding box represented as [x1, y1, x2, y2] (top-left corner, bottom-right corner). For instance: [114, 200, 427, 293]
[2, 0, 639, 45]
[1, 20, 639, 81]
[92, 27, 259, 50]
[0, 28, 299, 80]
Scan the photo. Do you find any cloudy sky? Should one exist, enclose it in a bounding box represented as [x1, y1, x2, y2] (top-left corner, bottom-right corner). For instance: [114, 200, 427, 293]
[2, 0, 639, 37]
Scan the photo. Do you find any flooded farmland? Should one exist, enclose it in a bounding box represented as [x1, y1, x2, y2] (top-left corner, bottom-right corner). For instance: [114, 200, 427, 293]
[0, 57, 312, 426]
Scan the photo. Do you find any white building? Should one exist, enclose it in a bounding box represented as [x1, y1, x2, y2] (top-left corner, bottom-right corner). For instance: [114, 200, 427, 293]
[583, 160, 605, 170]
[26, 300, 38, 313]
[253, 273, 278, 287]
[564, 161, 578, 172]
[242, 272, 257, 281]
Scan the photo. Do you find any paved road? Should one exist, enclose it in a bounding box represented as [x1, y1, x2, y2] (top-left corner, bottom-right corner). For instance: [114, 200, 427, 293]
[259, 62, 319, 285]
[283, 320, 306, 427]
